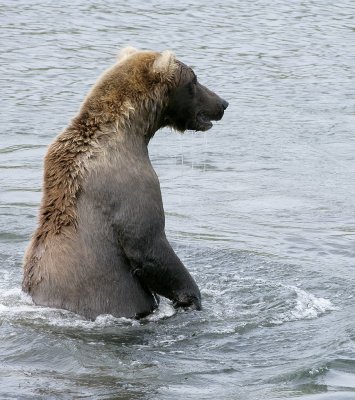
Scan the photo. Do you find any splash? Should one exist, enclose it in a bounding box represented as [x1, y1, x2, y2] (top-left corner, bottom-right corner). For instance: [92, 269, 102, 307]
[0, 287, 176, 329]
[270, 285, 337, 325]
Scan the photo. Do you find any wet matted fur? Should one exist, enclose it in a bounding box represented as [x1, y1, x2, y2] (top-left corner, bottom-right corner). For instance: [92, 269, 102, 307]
[23, 47, 228, 319]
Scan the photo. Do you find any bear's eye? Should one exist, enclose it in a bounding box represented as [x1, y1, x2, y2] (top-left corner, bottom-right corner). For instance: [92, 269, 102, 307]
[187, 81, 196, 96]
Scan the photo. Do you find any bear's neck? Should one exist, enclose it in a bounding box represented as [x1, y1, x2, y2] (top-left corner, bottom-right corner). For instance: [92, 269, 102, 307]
[78, 91, 167, 143]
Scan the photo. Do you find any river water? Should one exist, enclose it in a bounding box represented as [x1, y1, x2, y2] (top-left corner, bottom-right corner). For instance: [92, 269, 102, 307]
[1, 1, 355, 399]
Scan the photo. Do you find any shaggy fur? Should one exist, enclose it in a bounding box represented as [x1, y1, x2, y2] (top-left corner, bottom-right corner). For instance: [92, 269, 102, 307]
[23, 48, 228, 319]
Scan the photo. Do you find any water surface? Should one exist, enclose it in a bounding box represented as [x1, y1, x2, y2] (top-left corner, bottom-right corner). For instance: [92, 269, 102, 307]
[1, 1, 355, 399]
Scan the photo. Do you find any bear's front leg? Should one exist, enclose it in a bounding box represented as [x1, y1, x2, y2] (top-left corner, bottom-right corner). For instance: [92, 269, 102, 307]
[122, 233, 201, 311]
[133, 234, 201, 310]
[116, 174, 201, 312]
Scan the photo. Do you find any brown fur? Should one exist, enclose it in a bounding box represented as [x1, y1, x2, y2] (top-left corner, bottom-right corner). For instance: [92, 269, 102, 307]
[23, 51, 177, 292]
[23, 48, 228, 318]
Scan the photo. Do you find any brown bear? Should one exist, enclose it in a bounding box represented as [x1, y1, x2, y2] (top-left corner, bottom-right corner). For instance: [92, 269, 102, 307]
[22, 47, 228, 320]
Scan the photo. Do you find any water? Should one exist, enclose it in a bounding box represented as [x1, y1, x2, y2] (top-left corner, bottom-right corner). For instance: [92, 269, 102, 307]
[1, 1, 355, 398]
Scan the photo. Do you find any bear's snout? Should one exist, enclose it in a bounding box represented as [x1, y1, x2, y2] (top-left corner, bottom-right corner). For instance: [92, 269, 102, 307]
[212, 97, 229, 122]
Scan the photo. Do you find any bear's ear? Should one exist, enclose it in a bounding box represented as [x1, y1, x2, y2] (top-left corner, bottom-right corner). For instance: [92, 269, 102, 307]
[117, 46, 139, 63]
[152, 50, 176, 77]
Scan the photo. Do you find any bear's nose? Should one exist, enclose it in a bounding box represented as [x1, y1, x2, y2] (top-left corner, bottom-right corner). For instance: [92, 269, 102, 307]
[221, 99, 229, 110]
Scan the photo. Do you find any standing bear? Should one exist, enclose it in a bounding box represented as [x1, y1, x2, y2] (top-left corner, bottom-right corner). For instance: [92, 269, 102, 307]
[23, 47, 228, 319]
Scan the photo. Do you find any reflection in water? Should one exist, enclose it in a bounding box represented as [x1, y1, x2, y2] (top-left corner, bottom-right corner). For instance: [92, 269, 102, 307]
[1, 0, 355, 398]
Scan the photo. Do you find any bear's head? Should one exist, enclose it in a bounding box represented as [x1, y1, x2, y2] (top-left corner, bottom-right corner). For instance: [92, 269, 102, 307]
[81, 47, 228, 135]
[161, 58, 229, 133]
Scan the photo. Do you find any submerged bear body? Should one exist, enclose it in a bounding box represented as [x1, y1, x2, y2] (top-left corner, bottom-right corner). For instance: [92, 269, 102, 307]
[23, 48, 228, 319]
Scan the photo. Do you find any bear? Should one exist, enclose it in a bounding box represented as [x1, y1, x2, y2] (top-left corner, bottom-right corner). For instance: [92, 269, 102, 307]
[22, 47, 228, 320]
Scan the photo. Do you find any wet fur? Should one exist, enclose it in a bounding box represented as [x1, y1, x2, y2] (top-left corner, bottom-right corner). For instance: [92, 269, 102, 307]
[23, 48, 227, 319]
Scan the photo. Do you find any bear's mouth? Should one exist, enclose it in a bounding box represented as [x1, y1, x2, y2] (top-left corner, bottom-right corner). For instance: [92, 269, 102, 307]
[196, 112, 213, 131]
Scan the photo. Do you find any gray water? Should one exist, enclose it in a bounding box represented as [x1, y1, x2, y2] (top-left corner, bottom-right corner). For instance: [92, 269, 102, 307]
[1, 1, 355, 399]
